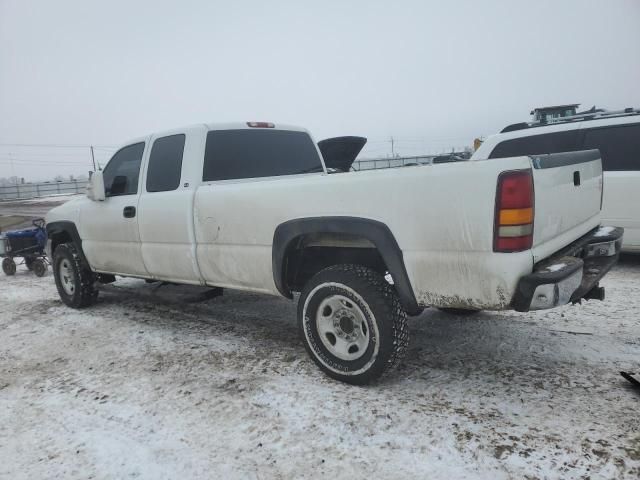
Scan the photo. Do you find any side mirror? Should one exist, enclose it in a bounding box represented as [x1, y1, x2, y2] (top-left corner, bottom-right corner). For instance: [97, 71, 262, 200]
[87, 170, 106, 201]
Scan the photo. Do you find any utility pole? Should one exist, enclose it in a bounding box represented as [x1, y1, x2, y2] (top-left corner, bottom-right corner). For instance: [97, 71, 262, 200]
[390, 136, 395, 157]
[8, 152, 16, 182]
[90, 146, 97, 171]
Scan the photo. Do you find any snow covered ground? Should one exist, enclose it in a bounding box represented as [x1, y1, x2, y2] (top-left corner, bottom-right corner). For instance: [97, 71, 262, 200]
[0, 194, 81, 221]
[20, 193, 83, 204]
[1, 258, 639, 479]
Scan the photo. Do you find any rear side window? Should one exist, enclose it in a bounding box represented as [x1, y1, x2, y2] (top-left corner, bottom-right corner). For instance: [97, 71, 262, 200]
[489, 131, 580, 159]
[582, 123, 640, 171]
[203, 129, 323, 181]
[146, 134, 185, 192]
[103, 142, 145, 197]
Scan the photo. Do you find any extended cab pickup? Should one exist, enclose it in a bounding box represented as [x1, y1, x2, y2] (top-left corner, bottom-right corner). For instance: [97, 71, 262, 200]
[45, 122, 623, 384]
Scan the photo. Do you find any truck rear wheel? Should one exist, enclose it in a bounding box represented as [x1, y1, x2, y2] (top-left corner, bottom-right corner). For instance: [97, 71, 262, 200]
[298, 264, 408, 385]
[53, 243, 98, 308]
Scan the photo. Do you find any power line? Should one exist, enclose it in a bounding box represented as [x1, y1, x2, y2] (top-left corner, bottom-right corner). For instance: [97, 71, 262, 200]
[0, 143, 116, 149]
[0, 155, 94, 162]
[0, 152, 96, 158]
[0, 159, 93, 166]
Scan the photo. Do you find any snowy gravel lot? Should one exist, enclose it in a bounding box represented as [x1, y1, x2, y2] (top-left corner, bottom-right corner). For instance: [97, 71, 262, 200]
[1, 256, 639, 479]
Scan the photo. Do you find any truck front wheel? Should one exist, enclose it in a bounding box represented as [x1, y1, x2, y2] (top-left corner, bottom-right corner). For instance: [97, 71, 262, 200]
[298, 264, 408, 384]
[53, 243, 98, 308]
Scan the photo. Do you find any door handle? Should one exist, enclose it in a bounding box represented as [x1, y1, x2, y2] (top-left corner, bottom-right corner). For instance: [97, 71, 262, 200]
[123, 206, 136, 218]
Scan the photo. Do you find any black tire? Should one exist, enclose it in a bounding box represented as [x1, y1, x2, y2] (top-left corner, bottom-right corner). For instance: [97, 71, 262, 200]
[24, 256, 36, 271]
[437, 307, 481, 316]
[53, 243, 98, 308]
[32, 258, 47, 277]
[2, 257, 16, 276]
[298, 264, 408, 385]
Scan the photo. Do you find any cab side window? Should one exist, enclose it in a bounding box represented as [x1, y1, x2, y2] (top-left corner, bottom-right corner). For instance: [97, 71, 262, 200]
[582, 123, 640, 171]
[103, 142, 145, 197]
[146, 134, 186, 192]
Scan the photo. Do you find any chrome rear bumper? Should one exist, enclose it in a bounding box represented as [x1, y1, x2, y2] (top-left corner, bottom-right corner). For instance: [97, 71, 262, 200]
[513, 226, 623, 312]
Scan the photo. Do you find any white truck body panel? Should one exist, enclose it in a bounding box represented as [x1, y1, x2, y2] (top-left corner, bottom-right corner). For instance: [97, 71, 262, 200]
[46, 122, 607, 311]
[138, 125, 206, 284]
[529, 156, 602, 263]
[193, 156, 536, 308]
[80, 192, 149, 277]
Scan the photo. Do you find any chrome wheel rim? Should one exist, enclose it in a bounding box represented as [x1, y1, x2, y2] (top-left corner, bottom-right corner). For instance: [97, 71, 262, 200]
[59, 259, 75, 295]
[316, 294, 370, 361]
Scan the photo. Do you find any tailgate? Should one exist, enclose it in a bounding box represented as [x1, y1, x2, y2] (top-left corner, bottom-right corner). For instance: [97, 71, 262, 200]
[530, 150, 603, 252]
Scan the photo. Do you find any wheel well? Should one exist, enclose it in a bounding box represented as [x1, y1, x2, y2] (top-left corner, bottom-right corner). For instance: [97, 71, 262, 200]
[50, 230, 72, 255]
[283, 233, 388, 293]
[272, 217, 421, 315]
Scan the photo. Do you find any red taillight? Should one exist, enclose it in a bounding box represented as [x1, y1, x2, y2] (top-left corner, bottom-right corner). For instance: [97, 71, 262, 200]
[247, 121, 275, 128]
[494, 170, 534, 253]
[498, 172, 534, 209]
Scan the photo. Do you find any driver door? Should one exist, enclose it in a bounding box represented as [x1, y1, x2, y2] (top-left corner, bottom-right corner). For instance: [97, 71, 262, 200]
[78, 140, 149, 276]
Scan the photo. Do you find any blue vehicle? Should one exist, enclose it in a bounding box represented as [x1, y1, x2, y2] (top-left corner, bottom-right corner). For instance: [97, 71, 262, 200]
[0, 218, 49, 276]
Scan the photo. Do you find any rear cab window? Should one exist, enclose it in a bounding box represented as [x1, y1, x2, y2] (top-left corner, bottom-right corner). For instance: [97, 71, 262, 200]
[146, 134, 186, 192]
[203, 129, 324, 181]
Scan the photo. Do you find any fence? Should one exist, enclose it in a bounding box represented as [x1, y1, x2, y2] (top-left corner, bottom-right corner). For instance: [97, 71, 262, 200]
[0, 180, 88, 201]
[353, 152, 471, 171]
[0, 152, 471, 200]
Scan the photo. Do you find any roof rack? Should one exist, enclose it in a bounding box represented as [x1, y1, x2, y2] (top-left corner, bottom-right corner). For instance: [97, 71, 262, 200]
[501, 107, 640, 133]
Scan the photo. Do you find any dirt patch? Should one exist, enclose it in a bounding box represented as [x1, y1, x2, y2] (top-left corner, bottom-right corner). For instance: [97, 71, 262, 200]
[0, 215, 31, 231]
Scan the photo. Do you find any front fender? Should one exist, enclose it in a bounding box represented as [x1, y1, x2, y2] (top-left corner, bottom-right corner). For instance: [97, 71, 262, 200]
[45, 221, 89, 266]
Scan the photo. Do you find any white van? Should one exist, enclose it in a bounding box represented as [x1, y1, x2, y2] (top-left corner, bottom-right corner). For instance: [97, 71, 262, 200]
[473, 109, 640, 252]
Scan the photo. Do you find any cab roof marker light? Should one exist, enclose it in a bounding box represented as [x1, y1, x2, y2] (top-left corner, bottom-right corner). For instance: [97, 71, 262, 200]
[247, 122, 275, 128]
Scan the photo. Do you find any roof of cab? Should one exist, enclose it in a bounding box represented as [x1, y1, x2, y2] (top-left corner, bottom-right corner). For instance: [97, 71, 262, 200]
[112, 121, 310, 153]
[204, 121, 308, 132]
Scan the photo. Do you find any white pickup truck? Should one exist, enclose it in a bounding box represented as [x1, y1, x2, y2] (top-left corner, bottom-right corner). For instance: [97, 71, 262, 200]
[45, 121, 623, 384]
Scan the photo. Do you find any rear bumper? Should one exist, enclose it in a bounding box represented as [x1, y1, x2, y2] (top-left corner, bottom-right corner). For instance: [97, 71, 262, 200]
[512, 226, 623, 312]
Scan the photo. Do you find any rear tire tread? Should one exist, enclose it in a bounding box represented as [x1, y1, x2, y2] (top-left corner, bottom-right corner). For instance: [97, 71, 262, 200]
[299, 264, 408, 384]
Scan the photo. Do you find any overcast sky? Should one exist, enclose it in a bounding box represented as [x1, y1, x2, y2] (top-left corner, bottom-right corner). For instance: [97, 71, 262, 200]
[1, 0, 639, 181]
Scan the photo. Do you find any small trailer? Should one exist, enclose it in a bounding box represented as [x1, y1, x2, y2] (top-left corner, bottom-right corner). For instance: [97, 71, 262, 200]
[0, 218, 49, 277]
